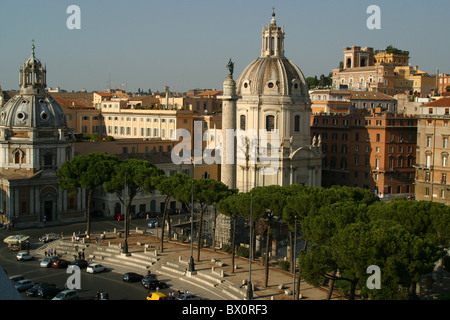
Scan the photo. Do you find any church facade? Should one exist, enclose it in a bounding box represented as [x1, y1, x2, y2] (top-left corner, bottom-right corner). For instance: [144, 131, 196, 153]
[221, 12, 322, 193]
[0, 45, 86, 227]
[216, 13, 323, 244]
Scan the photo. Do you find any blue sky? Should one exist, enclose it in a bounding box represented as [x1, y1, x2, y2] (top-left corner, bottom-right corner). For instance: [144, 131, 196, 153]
[1, 0, 449, 93]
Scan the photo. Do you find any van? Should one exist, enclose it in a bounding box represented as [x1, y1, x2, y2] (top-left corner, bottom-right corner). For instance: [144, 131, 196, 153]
[146, 292, 168, 300]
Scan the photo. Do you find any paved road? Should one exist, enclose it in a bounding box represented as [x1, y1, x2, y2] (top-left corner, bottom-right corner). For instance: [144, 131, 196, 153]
[0, 217, 214, 300]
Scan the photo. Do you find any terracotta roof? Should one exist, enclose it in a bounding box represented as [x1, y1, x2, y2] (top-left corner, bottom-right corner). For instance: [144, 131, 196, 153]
[424, 97, 450, 107]
[51, 96, 94, 109]
[94, 92, 114, 97]
[196, 90, 222, 97]
[349, 91, 396, 100]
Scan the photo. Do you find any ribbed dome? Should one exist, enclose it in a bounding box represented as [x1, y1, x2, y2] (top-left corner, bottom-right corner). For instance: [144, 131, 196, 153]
[236, 56, 308, 97]
[0, 94, 66, 128]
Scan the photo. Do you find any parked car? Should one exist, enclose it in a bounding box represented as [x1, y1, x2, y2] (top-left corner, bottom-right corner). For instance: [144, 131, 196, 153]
[69, 259, 88, 269]
[91, 210, 103, 217]
[52, 290, 79, 300]
[142, 279, 167, 290]
[86, 263, 106, 274]
[40, 256, 59, 268]
[141, 274, 157, 284]
[114, 213, 125, 221]
[37, 286, 63, 299]
[175, 293, 202, 300]
[122, 272, 143, 282]
[9, 275, 25, 284]
[25, 283, 55, 297]
[16, 251, 34, 261]
[51, 258, 70, 269]
[15, 279, 35, 292]
[147, 221, 157, 228]
[146, 292, 168, 300]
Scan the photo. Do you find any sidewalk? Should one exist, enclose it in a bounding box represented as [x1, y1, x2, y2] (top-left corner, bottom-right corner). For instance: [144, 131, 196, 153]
[88, 231, 344, 300]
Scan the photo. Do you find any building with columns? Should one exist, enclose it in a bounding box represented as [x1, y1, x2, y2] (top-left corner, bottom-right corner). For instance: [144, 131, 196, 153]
[0, 45, 86, 227]
[231, 12, 322, 192]
[216, 13, 322, 244]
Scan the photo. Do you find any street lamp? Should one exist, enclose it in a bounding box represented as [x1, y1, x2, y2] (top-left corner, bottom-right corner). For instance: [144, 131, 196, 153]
[188, 179, 195, 272]
[122, 173, 128, 254]
[246, 193, 254, 300]
[293, 215, 297, 300]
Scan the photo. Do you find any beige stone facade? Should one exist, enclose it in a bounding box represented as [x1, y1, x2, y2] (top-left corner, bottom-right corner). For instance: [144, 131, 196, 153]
[414, 98, 450, 205]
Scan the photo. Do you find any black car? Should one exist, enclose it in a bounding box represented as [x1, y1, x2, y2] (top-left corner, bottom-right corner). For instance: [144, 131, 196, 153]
[37, 286, 63, 299]
[142, 279, 167, 290]
[69, 259, 88, 269]
[141, 274, 157, 284]
[25, 283, 55, 297]
[122, 272, 143, 282]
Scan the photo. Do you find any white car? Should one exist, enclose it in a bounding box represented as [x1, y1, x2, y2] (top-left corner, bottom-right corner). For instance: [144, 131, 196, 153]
[86, 263, 106, 274]
[16, 252, 34, 261]
[52, 290, 79, 300]
[176, 293, 202, 300]
[40, 256, 58, 268]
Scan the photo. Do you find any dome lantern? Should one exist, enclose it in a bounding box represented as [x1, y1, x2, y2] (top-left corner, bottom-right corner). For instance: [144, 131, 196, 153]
[19, 42, 47, 95]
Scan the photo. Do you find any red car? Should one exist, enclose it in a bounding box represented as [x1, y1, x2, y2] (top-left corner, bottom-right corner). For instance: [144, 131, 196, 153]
[51, 259, 70, 269]
[114, 213, 125, 221]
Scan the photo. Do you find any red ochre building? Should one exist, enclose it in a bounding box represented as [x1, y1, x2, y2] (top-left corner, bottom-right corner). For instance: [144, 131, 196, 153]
[311, 107, 417, 199]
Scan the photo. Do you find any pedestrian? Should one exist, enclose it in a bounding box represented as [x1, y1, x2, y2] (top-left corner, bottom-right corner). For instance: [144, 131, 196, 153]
[54, 249, 57, 256]
[96, 291, 100, 300]
[96, 237, 98, 244]
[44, 251, 47, 257]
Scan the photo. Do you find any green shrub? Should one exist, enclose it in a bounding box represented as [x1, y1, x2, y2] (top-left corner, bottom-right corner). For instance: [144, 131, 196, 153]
[278, 260, 290, 271]
[222, 243, 232, 253]
[237, 246, 249, 258]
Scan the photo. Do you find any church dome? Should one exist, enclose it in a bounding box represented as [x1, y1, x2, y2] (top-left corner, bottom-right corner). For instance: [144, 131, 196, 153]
[0, 94, 66, 128]
[237, 57, 308, 97]
[0, 44, 66, 129]
[236, 13, 309, 99]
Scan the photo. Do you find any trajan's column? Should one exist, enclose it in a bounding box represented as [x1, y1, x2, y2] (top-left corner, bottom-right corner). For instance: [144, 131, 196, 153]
[219, 59, 238, 189]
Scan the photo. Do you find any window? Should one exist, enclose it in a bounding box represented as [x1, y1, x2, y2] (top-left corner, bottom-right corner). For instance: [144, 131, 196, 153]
[427, 136, 432, 147]
[240, 115, 246, 131]
[425, 187, 430, 196]
[44, 153, 53, 166]
[426, 154, 432, 168]
[376, 133, 380, 142]
[266, 115, 275, 132]
[294, 115, 301, 132]
[443, 155, 448, 167]
[442, 173, 447, 184]
[443, 137, 448, 149]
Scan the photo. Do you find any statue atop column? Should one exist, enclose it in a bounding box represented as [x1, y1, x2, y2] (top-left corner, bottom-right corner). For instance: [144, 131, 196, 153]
[226, 58, 234, 77]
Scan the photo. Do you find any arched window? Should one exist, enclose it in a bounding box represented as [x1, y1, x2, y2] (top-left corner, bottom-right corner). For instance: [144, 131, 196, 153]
[266, 115, 275, 132]
[240, 115, 246, 131]
[346, 58, 352, 68]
